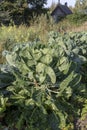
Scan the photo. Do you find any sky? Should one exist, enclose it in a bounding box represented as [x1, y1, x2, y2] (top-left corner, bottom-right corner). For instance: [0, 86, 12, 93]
[46, 0, 76, 7]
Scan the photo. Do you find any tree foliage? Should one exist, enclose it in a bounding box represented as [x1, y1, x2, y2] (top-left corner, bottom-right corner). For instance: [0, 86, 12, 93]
[75, 0, 87, 9]
[28, 0, 47, 9]
[0, 0, 48, 25]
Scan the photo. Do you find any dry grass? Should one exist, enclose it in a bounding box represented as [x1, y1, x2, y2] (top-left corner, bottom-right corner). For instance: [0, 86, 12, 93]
[67, 22, 87, 32]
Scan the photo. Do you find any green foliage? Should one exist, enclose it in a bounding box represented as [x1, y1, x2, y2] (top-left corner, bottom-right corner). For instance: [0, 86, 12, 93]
[75, 0, 87, 10]
[66, 13, 87, 25]
[0, 0, 48, 25]
[0, 0, 25, 25]
[48, 31, 87, 66]
[0, 11, 11, 26]
[28, 0, 47, 9]
[0, 31, 87, 129]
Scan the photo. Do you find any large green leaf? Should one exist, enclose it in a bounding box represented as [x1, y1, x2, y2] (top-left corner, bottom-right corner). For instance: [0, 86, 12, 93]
[58, 71, 74, 96]
[40, 54, 52, 65]
[36, 63, 46, 83]
[46, 66, 56, 84]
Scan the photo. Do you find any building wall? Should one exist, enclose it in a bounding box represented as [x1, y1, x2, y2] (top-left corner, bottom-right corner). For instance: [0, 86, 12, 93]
[52, 8, 65, 22]
[54, 8, 65, 16]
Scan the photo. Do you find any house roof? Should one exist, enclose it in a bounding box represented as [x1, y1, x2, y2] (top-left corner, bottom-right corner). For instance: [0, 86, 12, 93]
[51, 3, 72, 16]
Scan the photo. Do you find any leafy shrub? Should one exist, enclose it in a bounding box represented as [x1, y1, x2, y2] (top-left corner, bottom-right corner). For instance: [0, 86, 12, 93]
[0, 31, 87, 130]
[66, 13, 87, 25]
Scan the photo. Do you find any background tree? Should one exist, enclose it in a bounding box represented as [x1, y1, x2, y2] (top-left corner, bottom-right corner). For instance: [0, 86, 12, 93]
[0, 0, 48, 25]
[81, 0, 87, 9]
[27, 0, 47, 9]
[0, 0, 27, 25]
[75, 0, 87, 10]
[75, 0, 81, 10]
